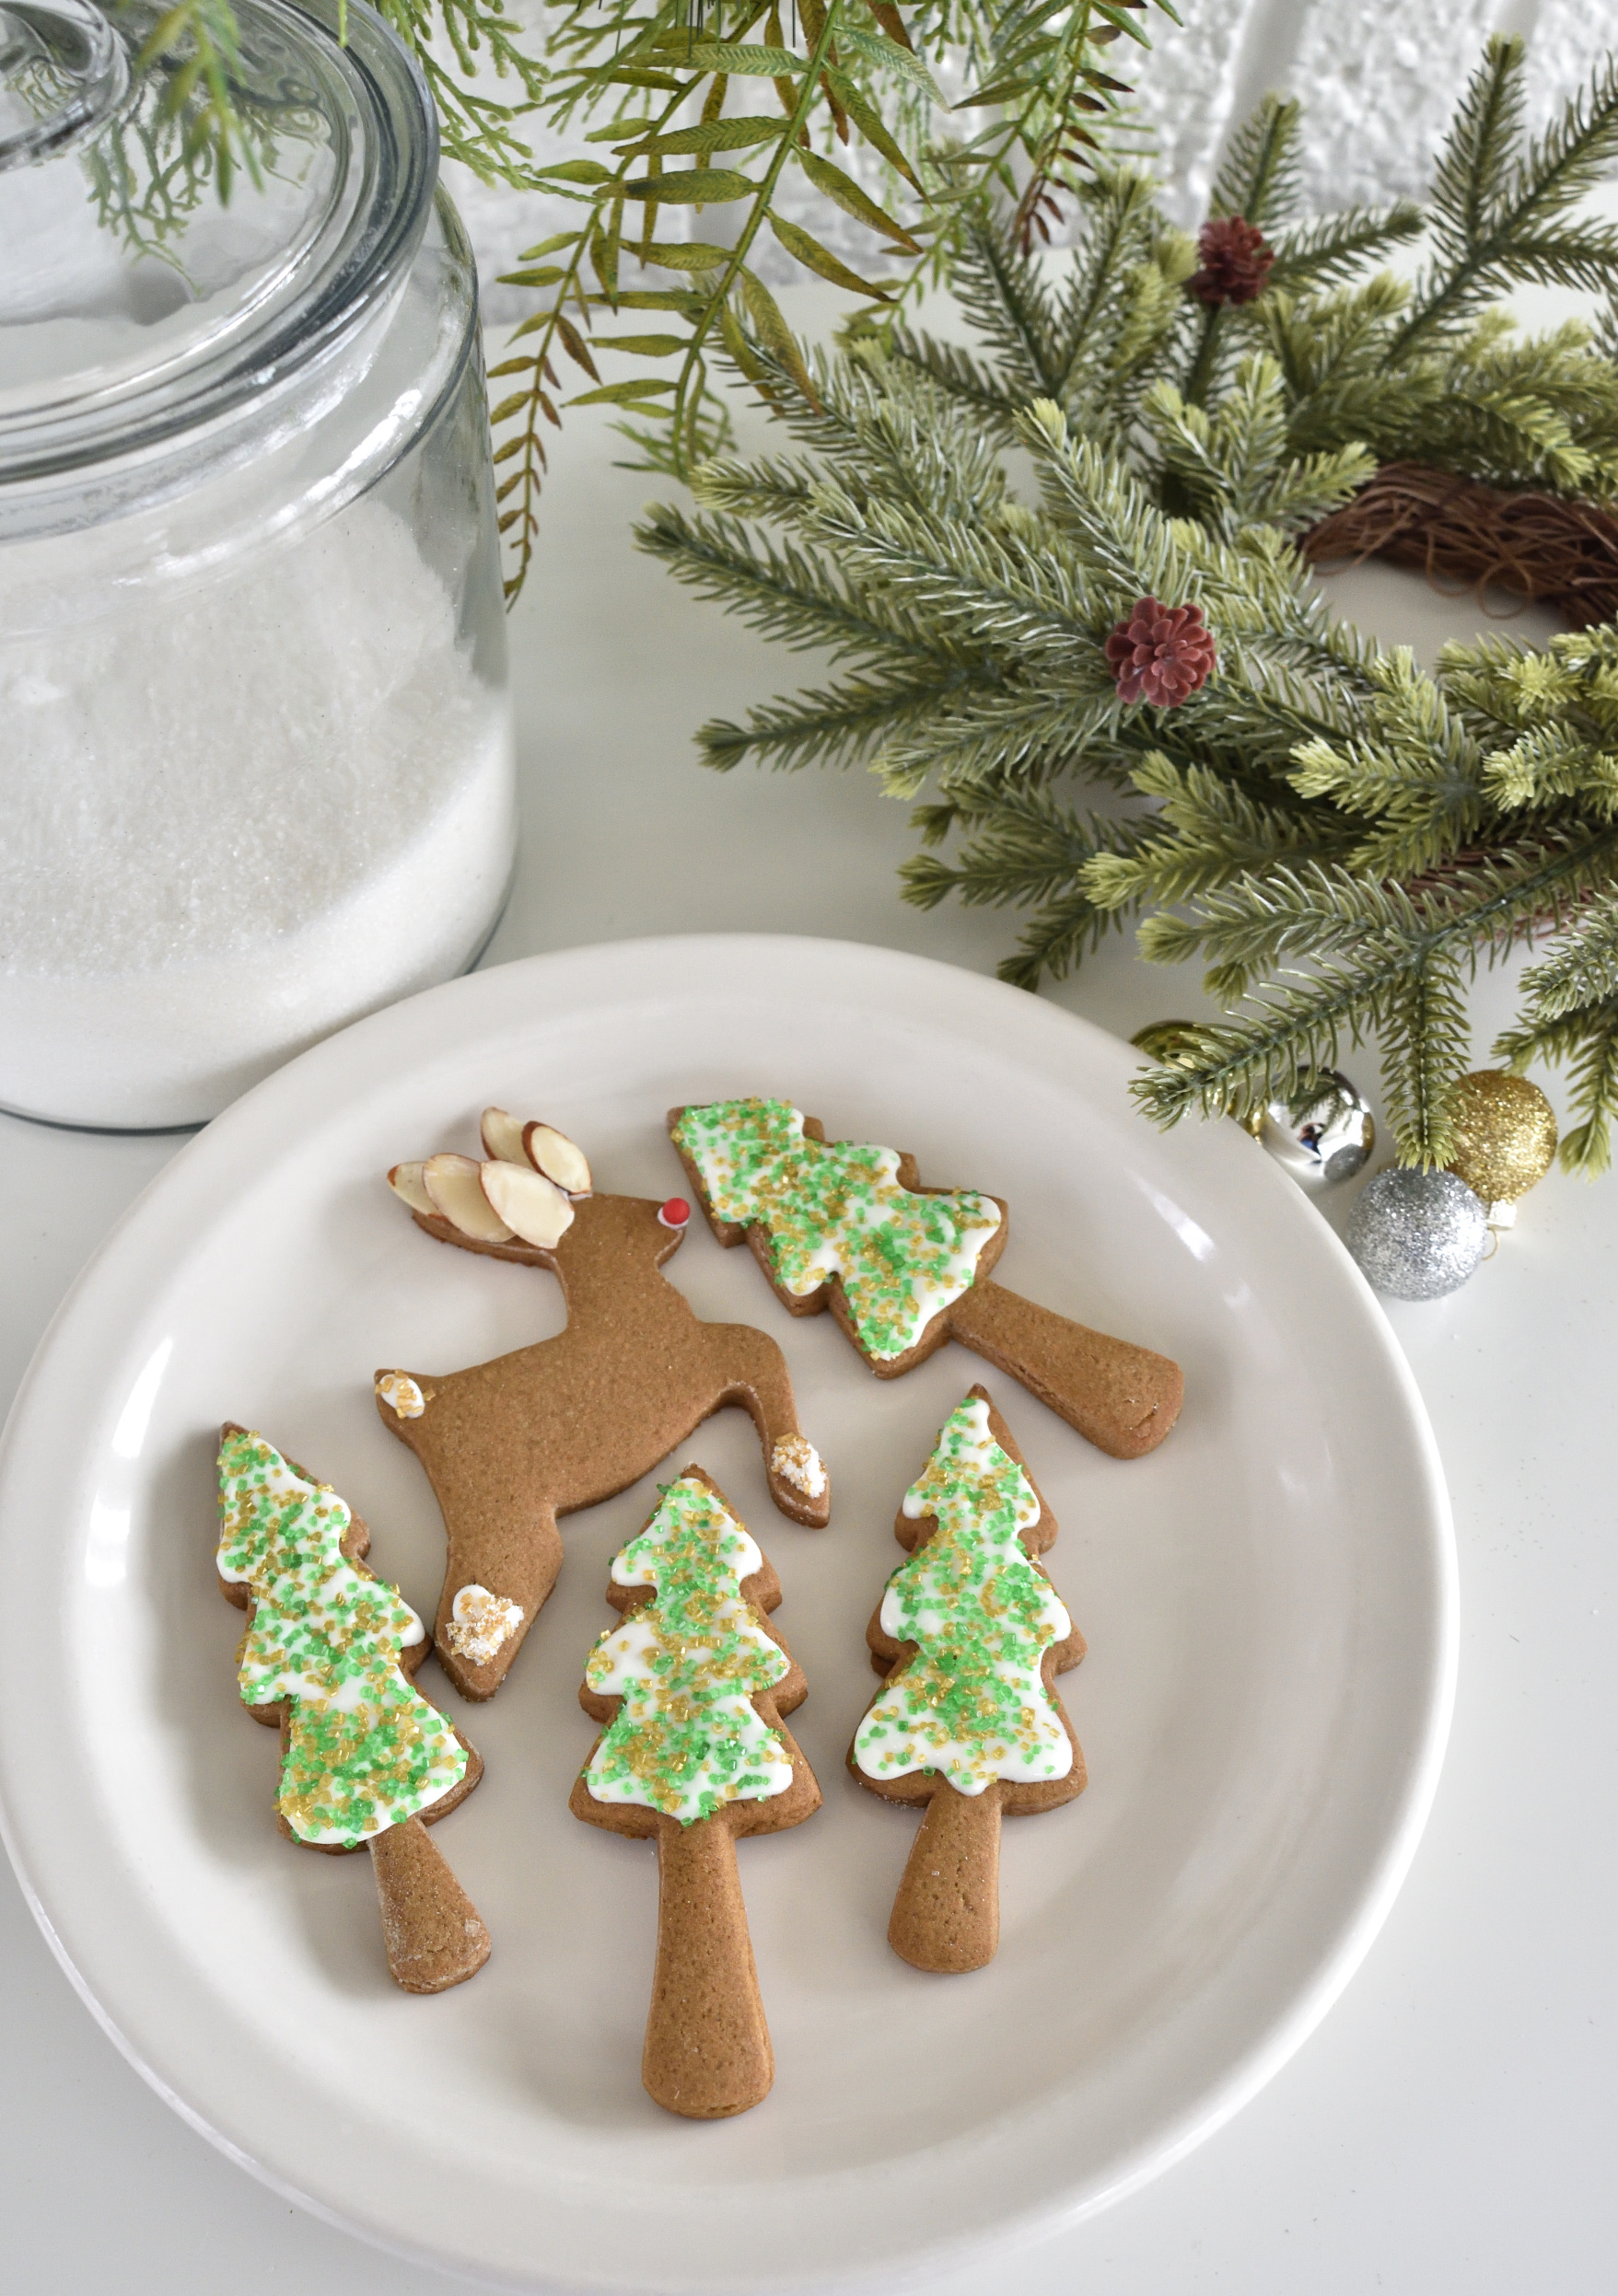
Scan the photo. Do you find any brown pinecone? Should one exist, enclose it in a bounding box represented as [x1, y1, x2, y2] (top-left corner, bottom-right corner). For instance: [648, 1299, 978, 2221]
[1189, 214, 1275, 307]
[1104, 597, 1217, 707]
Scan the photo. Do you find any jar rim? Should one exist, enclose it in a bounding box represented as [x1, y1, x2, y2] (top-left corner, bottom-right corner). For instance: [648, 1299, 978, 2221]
[0, 0, 437, 486]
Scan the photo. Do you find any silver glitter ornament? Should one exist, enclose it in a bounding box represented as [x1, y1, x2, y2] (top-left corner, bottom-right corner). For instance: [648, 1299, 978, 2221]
[1256, 1070, 1375, 1188]
[1344, 1168, 1488, 1301]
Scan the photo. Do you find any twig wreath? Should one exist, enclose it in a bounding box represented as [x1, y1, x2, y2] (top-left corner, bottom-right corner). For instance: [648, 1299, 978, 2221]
[645, 37, 1618, 1177]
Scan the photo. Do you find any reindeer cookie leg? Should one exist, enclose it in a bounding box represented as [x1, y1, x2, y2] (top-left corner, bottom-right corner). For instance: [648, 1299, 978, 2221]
[706, 1322, 831, 1529]
[376, 1371, 560, 1699]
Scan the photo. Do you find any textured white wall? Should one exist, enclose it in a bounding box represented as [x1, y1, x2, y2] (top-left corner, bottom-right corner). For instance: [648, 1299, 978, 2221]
[1129, 0, 1615, 224]
[446, 0, 1618, 323]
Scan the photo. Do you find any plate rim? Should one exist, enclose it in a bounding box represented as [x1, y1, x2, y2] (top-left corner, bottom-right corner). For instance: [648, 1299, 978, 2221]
[0, 932, 1458, 2294]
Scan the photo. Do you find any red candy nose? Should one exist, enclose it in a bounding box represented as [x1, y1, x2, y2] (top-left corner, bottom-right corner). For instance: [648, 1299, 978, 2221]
[658, 1197, 691, 1229]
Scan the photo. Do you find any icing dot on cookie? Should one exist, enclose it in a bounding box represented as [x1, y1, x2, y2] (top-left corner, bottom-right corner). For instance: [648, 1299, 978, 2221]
[443, 1583, 524, 1665]
[771, 1434, 827, 1500]
[376, 1372, 425, 1420]
[658, 1197, 691, 1229]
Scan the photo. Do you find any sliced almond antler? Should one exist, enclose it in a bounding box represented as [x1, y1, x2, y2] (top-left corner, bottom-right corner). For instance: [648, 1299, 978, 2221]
[523, 1120, 591, 1196]
[424, 1153, 515, 1243]
[481, 1107, 529, 1165]
[482, 1159, 575, 1248]
[388, 1161, 437, 1218]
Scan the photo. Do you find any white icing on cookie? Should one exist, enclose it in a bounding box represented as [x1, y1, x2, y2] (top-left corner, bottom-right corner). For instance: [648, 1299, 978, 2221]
[856, 1396, 1073, 1795]
[771, 1434, 827, 1499]
[442, 1583, 525, 1665]
[376, 1372, 425, 1420]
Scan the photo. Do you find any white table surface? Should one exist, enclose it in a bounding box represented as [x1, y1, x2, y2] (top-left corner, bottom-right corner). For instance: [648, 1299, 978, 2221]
[4, 306, 1615, 2295]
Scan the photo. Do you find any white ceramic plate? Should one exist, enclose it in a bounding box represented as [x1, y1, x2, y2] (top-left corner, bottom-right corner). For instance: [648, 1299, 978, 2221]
[0, 935, 1454, 2295]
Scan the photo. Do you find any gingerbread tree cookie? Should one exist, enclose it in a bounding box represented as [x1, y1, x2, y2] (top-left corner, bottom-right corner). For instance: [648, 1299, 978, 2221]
[377, 1107, 830, 1702]
[849, 1388, 1086, 1973]
[669, 1096, 1182, 1459]
[570, 1469, 820, 2117]
[216, 1428, 490, 1994]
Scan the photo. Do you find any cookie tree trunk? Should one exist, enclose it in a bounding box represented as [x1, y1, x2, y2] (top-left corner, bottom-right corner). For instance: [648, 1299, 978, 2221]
[947, 1281, 1182, 1461]
[370, 1815, 492, 1995]
[888, 1780, 1004, 1975]
[644, 1815, 774, 2117]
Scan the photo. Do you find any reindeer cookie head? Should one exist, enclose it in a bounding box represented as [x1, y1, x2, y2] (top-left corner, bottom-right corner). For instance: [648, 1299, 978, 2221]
[387, 1107, 611, 1264]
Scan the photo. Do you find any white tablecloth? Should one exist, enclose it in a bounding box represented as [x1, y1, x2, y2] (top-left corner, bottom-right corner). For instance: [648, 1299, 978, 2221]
[3, 294, 1613, 2295]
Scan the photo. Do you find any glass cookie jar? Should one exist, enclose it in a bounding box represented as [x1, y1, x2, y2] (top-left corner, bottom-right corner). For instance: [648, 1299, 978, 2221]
[0, 0, 516, 1127]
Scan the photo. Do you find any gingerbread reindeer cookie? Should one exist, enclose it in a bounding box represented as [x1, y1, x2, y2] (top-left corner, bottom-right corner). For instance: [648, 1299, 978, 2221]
[570, 1468, 820, 2117]
[849, 1388, 1086, 1974]
[376, 1107, 830, 1700]
[669, 1097, 1182, 1459]
[215, 1428, 490, 1994]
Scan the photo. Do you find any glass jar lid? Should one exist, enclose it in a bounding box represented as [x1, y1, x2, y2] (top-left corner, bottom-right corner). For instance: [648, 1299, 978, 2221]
[0, 0, 436, 483]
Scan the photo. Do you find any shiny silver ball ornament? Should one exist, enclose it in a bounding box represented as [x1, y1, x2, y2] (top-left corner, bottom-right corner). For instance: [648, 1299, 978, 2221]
[1258, 1070, 1376, 1188]
[1344, 1168, 1488, 1301]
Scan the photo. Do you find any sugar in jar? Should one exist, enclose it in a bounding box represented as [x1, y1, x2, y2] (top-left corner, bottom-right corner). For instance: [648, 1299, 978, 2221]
[0, 0, 516, 1125]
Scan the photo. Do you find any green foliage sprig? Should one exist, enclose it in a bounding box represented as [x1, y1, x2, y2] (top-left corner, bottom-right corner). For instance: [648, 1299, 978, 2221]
[490, 0, 1179, 597]
[117, 0, 1179, 597]
[643, 37, 1618, 1175]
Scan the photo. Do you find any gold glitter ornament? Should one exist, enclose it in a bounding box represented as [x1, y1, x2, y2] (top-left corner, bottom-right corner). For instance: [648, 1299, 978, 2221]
[1443, 1072, 1557, 1225]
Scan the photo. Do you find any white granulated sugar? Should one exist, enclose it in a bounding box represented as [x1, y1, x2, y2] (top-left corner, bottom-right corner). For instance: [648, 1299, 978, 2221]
[0, 495, 514, 1125]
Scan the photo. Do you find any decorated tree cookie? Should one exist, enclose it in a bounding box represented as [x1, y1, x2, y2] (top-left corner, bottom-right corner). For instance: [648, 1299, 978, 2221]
[215, 1427, 490, 1994]
[376, 1107, 830, 1703]
[569, 1469, 821, 2118]
[669, 1097, 1183, 1460]
[849, 1388, 1086, 1974]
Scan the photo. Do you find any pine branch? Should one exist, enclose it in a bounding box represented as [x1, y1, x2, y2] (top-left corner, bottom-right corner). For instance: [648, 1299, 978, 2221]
[1209, 93, 1302, 232]
[1265, 203, 1424, 295]
[641, 42, 1618, 1174]
[1518, 892, 1618, 1017]
[871, 686, 1130, 797]
[696, 669, 968, 771]
[1181, 96, 1303, 407]
[1375, 954, 1472, 1165]
[946, 210, 1068, 400]
[901, 789, 1148, 910]
[1085, 756, 1344, 918]
[1394, 37, 1618, 356]
[995, 884, 1135, 989]
[880, 329, 1025, 435]
[1498, 999, 1618, 1175]
[637, 500, 968, 665]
